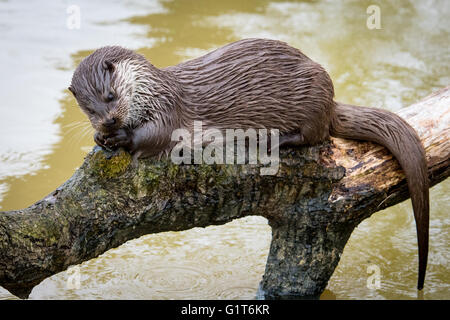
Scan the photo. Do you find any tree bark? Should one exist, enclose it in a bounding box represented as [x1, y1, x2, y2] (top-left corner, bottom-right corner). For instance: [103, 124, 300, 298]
[0, 87, 449, 299]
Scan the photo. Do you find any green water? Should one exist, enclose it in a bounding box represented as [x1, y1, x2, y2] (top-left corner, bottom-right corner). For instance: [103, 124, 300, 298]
[0, 0, 448, 299]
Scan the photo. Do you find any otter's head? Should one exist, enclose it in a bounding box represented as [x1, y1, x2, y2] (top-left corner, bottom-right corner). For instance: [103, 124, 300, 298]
[68, 46, 168, 134]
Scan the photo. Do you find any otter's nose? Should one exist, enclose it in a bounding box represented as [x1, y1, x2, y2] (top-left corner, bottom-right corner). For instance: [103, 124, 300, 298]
[103, 118, 116, 128]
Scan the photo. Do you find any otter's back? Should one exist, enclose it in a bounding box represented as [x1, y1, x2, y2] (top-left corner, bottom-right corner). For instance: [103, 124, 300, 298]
[167, 38, 334, 140]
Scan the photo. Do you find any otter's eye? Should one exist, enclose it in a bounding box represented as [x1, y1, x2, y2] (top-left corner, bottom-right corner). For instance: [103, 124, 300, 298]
[106, 92, 114, 102]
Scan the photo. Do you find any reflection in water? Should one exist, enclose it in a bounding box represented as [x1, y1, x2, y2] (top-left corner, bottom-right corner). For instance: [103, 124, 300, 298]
[0, 0, 449, 299]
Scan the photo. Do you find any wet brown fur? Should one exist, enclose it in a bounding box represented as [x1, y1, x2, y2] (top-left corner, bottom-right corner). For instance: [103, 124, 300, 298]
[69, 38, 429, 290]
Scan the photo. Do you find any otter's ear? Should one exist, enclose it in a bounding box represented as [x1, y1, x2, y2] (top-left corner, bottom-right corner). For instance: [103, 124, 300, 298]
[103, 60, 115, 72]
[68, 85, 76, 97]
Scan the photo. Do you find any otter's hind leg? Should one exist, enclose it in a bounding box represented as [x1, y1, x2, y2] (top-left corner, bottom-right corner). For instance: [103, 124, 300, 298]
[268, 132, 306, 153]
[278, 133, 305, 148]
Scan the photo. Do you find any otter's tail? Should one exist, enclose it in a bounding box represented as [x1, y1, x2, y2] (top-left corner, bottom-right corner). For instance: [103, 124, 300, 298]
[330, 102, 429, 290]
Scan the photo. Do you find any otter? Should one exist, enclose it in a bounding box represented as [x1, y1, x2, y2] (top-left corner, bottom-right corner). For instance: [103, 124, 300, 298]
[68, 38, 429, 290]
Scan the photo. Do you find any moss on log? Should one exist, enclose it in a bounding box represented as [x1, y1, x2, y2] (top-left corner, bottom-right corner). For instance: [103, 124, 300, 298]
[0, 87, 449, 299]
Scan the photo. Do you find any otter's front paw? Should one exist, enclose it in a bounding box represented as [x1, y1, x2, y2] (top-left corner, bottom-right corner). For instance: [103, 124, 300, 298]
[94, 131, 108, 149]
[104, 129, 132, 150]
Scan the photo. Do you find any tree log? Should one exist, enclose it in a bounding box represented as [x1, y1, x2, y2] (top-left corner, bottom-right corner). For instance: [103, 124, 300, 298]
[0, 87, 449, 299]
